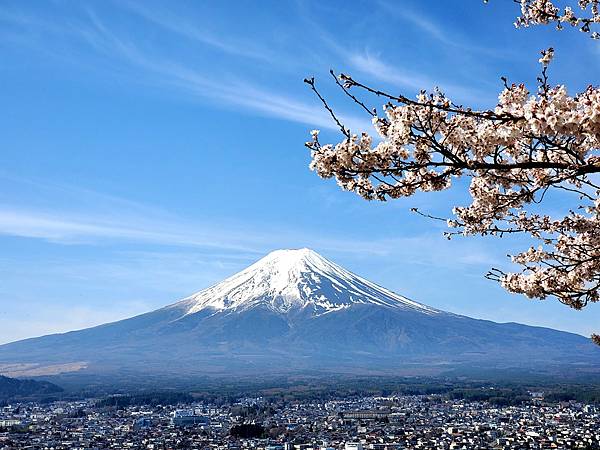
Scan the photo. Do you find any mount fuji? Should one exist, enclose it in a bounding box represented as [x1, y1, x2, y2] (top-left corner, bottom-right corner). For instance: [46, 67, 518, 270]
[0, 248, 599, 380]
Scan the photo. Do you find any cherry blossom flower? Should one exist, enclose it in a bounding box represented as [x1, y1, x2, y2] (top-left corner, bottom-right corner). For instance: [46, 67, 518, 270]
[514, 0, 600, 36]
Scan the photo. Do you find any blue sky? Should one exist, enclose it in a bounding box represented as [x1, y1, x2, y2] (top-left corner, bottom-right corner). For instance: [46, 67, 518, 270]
[0, 0, 598, 344]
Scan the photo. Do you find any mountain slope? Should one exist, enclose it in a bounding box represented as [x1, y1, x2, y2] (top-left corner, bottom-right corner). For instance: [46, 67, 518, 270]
[0, 248, 598, 379]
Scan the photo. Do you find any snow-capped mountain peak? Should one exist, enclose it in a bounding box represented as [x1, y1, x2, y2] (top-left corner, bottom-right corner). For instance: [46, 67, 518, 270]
[177, 248, 439, 316]
[3, 247, 597, 379]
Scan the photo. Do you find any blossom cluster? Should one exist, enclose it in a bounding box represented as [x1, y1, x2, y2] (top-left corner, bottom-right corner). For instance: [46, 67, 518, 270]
[306, 57, 600, 323]
[515, 0, 600, 38]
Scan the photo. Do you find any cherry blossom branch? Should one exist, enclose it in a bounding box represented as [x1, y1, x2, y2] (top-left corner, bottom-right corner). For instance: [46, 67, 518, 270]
[305, 47, 600, 343]
[304, 77, 349, 138]
[511, 0, 600, 39]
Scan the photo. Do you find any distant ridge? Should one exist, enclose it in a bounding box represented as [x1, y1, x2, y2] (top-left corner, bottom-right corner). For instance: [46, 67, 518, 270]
[0, 248, 598, 381]
[0, 375, 62, 401]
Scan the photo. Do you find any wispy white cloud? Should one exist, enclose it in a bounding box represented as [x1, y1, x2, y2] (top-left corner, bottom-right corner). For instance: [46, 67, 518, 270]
[348, 52, 428, 91]
[119, 1, 275, 62]
[0, 206, 501, 269]
[379, 2, 465, 50]
[298, 9, 496, 107]
[0, 174, 263, 252]
[0, 173, 501, 271]
[145, 61, 371, 131]
[348, 52, 495, 106]
[0, 207, 265, 254]
[0, 5, 371, 133]
[377, 1, 516, 59]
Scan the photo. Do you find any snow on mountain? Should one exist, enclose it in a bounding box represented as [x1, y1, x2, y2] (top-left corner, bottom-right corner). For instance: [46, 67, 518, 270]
[0, 247, 598, 381]
[176, 248, 440, 317]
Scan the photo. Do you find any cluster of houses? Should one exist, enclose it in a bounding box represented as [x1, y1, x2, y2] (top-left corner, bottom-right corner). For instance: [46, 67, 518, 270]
[0, 393, 598, 449]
